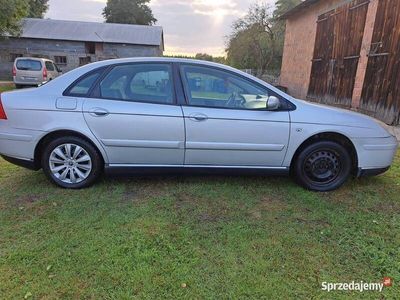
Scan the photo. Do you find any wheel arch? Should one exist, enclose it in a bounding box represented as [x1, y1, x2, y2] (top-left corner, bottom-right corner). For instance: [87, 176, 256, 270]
[290, 131, 358, 175]
[34, 130, 106, 169]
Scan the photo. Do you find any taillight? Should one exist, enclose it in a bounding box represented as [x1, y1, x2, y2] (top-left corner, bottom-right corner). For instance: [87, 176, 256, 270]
[43, 67, 48, 80]
[0, 95, 7, 120]
[12, 66, 16, 77]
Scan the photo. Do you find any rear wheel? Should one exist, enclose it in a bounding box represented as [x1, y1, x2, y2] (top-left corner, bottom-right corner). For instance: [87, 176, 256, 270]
[42, 136, 103, 189]
[293, 141, 351, 192]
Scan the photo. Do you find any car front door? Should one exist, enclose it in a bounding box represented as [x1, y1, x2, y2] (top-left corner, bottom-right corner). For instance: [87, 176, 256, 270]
[179, 64, 290, 167]
[81, 63, 185, 165]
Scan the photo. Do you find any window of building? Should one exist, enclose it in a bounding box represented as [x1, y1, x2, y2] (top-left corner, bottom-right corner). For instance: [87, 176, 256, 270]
[99, 64, 174, 104]
[85, 42, 96, 54]
[54, 56, 67, 65]
[79, 57, 91, 66]
[10, 53, 23, 62]
[95, 43, 104, 53]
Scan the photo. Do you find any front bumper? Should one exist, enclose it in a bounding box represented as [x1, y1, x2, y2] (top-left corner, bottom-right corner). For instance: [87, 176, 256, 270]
[357, 166, 390, 177]
[352, 135, 398, 169]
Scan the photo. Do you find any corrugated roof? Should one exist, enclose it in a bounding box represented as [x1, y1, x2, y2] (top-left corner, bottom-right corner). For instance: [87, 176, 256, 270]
[279, 0, 322, 19]
[19, 18, 163, 47]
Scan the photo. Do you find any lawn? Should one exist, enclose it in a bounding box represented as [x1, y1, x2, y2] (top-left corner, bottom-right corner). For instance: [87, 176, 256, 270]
[0, 151, 399, 299]
[0, 84, 15, 93]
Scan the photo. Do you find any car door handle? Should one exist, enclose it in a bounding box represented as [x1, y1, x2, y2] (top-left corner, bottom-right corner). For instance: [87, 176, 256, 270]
[189, 113, 208, 122]
[89, 108, 109, 117]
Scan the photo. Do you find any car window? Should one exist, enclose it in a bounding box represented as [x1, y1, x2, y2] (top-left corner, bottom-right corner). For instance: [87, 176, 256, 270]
[16, 59, 42, 71]
[67, 70, 103, 96]
[45, 61, 55, 71]
[181, 65, 271, 110]
[99, 64, 174, 104]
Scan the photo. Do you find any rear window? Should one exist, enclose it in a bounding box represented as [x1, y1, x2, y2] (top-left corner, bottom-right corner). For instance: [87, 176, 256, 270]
[64, 68, 105, 97]
[16, 59, 42, 71]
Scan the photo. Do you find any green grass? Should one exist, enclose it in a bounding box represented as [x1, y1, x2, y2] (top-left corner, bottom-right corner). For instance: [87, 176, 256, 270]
[0, 85, 15, 93]
[0, 152, 399, 299]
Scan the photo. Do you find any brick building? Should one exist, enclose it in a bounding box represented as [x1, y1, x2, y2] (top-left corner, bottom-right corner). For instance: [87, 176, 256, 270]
[0, 18, 164, 80]
[280, 0, 400, 125]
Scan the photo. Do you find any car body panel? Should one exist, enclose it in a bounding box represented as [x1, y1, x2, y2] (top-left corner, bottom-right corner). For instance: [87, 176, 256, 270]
[182, 106, 290, 166]
[82, 98, 185, 165]
[0, 57, 398, 179]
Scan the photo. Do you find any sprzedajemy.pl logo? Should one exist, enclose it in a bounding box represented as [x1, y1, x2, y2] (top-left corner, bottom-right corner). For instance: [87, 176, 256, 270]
[321, 277, 393, 292]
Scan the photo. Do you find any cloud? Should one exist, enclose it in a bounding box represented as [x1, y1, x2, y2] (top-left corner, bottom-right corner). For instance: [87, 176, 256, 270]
[46, 0, 273, 56]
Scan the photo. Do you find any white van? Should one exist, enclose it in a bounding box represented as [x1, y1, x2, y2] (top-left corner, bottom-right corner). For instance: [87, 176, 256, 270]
[13, 57, 62, 88]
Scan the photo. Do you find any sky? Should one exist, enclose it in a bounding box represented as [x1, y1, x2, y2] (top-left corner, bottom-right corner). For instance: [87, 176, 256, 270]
[46, 0, 275, 56]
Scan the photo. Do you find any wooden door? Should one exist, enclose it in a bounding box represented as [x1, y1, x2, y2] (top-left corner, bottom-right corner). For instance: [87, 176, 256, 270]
[308, 0, 369, 108]
[360, 0, 400, 125]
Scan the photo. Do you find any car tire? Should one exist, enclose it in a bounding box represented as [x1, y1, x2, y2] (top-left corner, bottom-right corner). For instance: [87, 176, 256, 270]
[41, 136, 103, 189]
[15, 84, 23, 89]
[293, 141, 352, 192]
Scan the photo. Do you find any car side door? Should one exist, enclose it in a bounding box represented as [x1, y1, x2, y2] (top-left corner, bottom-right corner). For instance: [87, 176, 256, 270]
[76, 63, 185, 165]
[179, 64, 290, 167]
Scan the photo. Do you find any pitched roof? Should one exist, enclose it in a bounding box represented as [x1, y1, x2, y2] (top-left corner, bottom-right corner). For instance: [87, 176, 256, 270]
[18, 18, 164, 47]
[279, 0, 322, 19]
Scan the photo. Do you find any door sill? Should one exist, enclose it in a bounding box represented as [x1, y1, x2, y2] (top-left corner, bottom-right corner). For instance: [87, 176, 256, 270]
[105, 164, 289, 176]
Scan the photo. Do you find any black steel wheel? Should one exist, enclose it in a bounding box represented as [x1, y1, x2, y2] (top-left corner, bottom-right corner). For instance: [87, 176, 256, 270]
[294, 141, 352, 191]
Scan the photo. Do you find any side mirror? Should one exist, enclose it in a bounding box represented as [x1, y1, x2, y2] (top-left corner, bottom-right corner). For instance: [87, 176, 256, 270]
[266, 96, 280, 111]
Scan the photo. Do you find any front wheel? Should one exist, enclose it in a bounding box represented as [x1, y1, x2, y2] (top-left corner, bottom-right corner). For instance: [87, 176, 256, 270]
[42, 136, 103, 189]
[293, 141, 352, 192]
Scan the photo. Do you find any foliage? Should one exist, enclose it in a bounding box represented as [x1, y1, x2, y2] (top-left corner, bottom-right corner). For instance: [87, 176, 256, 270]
[273, 0, 302, 55]
[0, 0, 48, 37]
[226, 0, 301, 74]
[103, 0, 157, 25]
[164, 53, 226, 65]
[27, 0, 49, 18]
[0, 0, 29, 36]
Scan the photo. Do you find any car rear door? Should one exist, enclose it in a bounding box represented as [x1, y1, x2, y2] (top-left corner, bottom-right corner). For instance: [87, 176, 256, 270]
[179, 64, 290, 167]
[80, 63, 185, 165]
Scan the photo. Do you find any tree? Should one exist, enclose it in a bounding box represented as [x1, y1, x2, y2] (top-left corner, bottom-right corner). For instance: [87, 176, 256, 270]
[27, 0, 49, 18]
[226, 3, 279, 75]
[0, 0, 48, 37]
[103, 0, 157, 25]
[0, 0, 29, 36]
[164, 53, 226, 64]
[226, 0, 301, 74]
[273, 0, 301, 55]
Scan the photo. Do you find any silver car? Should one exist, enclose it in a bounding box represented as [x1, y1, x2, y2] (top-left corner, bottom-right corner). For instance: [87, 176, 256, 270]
[0, 58, 398, 191]
[13, 57, 62, 88]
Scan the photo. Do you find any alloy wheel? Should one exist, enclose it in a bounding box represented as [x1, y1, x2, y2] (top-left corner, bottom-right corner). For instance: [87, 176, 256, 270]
[49, 143, 92, 184]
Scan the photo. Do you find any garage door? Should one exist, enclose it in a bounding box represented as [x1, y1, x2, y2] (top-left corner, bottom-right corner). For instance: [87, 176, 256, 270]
[360, 0, 400, 125]
[307, 0, 369, 108]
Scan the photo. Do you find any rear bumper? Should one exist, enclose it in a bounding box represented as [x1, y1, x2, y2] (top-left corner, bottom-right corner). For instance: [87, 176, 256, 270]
[1, 155, 40, 170]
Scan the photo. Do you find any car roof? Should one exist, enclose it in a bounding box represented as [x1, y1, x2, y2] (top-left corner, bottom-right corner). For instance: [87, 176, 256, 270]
[74, 57, 244, 75]
[15, 57, 53, 62]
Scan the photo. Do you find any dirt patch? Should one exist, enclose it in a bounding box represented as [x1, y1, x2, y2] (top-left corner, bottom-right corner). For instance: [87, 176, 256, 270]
[174, 192, 231, 223]
[249, 196, 288, 220]
[121, 178, 171, 203]
[15, 194, 42, 206]
[295, 217, 331, 227]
